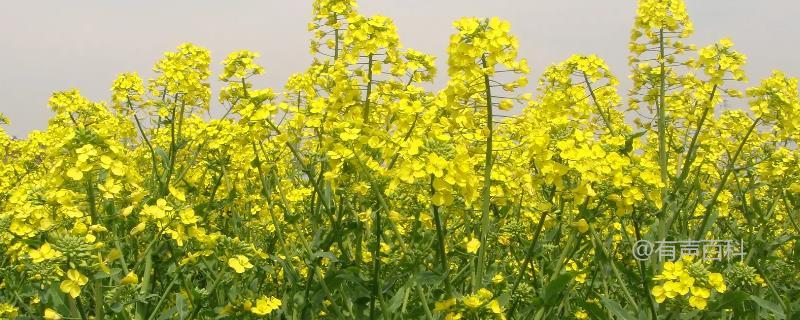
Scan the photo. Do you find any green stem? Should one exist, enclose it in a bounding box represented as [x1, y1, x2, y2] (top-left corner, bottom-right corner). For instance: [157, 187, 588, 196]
[508, 210, 549, 315]
[475, 55, 494, 290]
[363, 53, 374, 122]
[146, 273, 180, 320]
[582, 72, 614, 135]
[334, 28, 340, 61]
[657, 27, 668, 194]
[134, 253, 153, 320]
[588, 225, 637, 308]
[163, 100, 185, 192]
[661, 85, 718, 240]
[370, 204, 384, 319]
[127, 100, 160, 184]
[695, 117, 760, 239]
[94, 281, 105, 320]
[630, 214, 658, 319]
[67, 296, 81, 320]
[413, 284, 434, 320]
[430, 176, 454, 297]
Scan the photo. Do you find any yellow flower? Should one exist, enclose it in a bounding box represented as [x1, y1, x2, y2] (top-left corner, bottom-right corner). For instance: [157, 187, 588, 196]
[339, 127, 361, 141]
[0, 303, 18, 319]
[107, 248, 122, 261]
[99, 177, 122, 198]
[432, 191, 454, 206]
[498, 233, 511, 246]
[688, 294, 708, 310]
[659, 261, 684, 280]
[492, 273, 504, 284]
[651, 285, 666, 303]
[142, 198, 173, 220]
[434, 298, 456, 312]
[445, 312, 463, 320]
[169, 185, 187, 202]
[29, 242, 62, 263]
[111, 72, 145, 105]
[487, 299, 504, 314]
[463, 295, 482, 309]
[110, 161, 127, 176]
[754, 274, 766, 287]
[0, 0, 797, 317]
[130, 222, 147, 236]
[662, 281, 680, 298]
[708, 273, 727, 293]
[465, 237, 481, 254]
[97, 253, 111, 274]
[477, 288, 493, 300]
[691, 286, 710, 299]
[60, 269, 88, 298]
[179, 208, 199, 225]
[250, 296, 281, 315]
[220, 50, 264, 81]
[671, 274, 694, 295]
[121, 272, 139, 285]
[498, 99, 514, 111]
[44, 308, 62, 320]
[575, 273, 587, 284]
[67, 167, 84, 181]
[573, 219, 589, 233]
[228, 255, 254, 273]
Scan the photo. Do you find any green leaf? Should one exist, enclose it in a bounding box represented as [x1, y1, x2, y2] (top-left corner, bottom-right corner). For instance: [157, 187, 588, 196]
[276, 258, 300, 284]
[765, 235, 794, 251]
[580, 301, 609, 320]
[176, 293, 189, 320]
[749, 295, 785, 319]
[387, 286, 408, 313]
[542, 273, 573, 306]
[619, 131, 646, 155]
[46, 284, 70, 315]
[110, 302, 124, 313]
[709, 290, 748, 311]
[155, 147, 169, 167]
[336, 266, 366, 283]
[312, 251, 338, 263]
[600, 296, 636, 320]
[415, 271, 442, 286]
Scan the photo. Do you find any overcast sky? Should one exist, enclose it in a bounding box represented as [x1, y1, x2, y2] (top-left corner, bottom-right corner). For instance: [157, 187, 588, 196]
[1, 1, 797, 137]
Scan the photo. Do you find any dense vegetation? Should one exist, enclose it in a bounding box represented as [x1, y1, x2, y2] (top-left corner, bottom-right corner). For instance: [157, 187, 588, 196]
[1, 0, 798, 319]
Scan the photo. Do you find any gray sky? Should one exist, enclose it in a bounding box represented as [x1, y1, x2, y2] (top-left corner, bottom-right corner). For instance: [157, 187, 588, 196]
[1, 1, 797, 138]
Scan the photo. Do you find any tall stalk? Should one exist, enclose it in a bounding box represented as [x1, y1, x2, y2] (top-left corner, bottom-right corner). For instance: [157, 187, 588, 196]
[430, 176, 454, 297]
[657, 27, 669, 214]
[363, 53, 374, 122]
[474, 55, 494, 290]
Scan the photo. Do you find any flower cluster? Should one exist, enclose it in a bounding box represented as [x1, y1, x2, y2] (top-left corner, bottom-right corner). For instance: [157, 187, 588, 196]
[0, 0, 797, 319]
[651, 258, 726, 310]
[434, 288, 505, 320]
